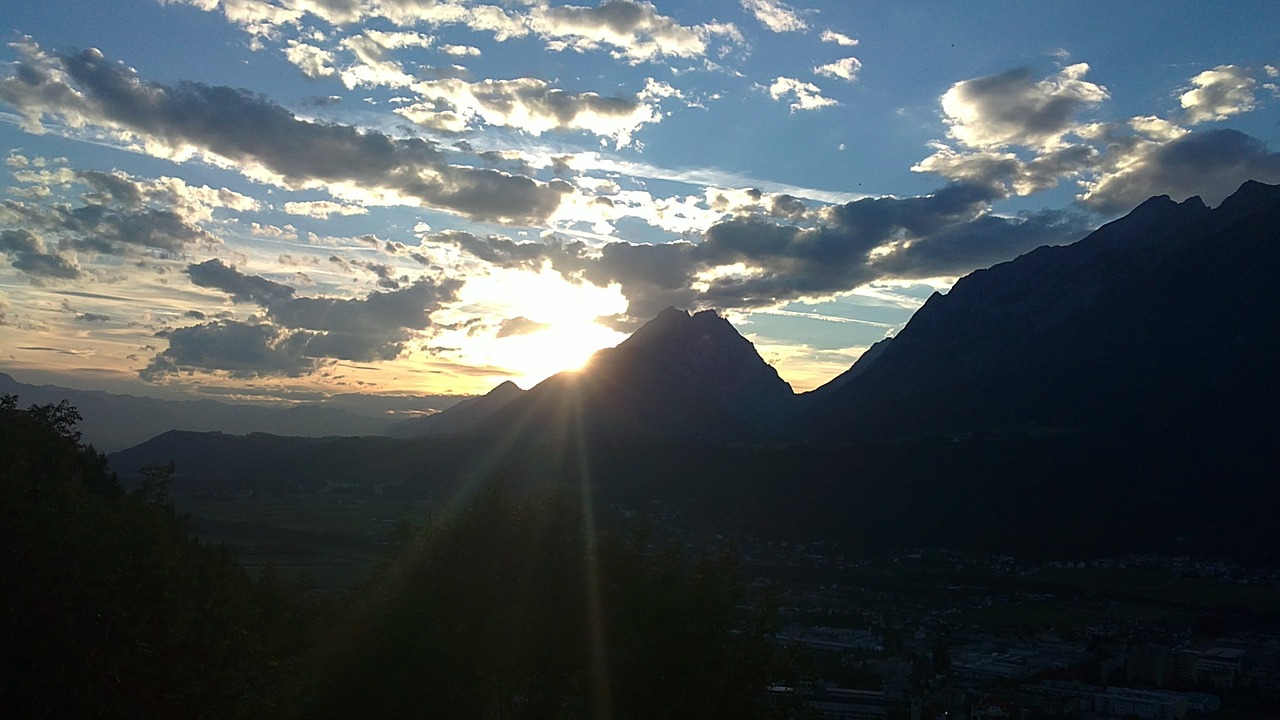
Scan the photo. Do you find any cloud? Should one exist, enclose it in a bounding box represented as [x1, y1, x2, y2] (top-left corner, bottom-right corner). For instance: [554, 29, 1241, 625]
[527, 0, 735, 63]
[916, 62, 1278, 216]
[145, 266, 465, 378]
[820, 30, 858, 46]
[396, 77, 661, 146]
[185, 259, 297, 305]
[1179, 65, 1257, 124]
[141, 320, 319, 380]
[740, 0, 808, 33]
[940, 63, 1108, 149]
[766, 77, 838, 112]
[450, 182, 1092, 327]
[265, 276, 463, 359]
[0, 228, 81, 279]
[284, 41, 336, 79]
[282, 199, 368, 218]
[1079, 128, 1280, 214]
[815, 57, 862, 83]
[495, 316, 549, 338]
[0, 41, 567, 225]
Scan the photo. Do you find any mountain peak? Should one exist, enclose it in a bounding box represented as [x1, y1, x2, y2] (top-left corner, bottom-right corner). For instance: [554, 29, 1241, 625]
[470, 305, 795, 441]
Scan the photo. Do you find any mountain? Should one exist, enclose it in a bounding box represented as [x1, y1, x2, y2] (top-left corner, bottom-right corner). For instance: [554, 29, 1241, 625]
[798, 180, 1280, 441]
[0, 372, 457, 452]
[387, 381, 526, 438]
[99, 183, 1280, 560]
[467, 307, 796, 442]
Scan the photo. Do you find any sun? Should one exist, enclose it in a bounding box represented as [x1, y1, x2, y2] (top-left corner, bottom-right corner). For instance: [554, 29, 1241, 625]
[498, 322, 628, 386]
[449, 265, 630, 388]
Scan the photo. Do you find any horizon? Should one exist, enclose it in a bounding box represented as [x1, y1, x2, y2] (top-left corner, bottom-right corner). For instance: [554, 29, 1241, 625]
[2, 1, 1278, 403]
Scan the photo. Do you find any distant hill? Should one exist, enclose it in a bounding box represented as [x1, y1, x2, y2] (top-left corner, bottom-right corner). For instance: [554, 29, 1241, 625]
[388, 381, 526, 438]
[797, 179, 1280, 441]
[467, 307, 796, 442]
[0, 373, 463, 452]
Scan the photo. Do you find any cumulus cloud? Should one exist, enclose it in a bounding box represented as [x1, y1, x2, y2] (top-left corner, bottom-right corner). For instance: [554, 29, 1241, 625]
[815, 57, 862, 83]
[145, 265, 465, 378]
[141, 320, 318, 380]
[186, 258, 297, 305]
[0, 41, 566, 225]
[282, 199, 368, 218]
[396, 77, 661, 146]
[0, 228, 81, 279]
[916, 62, 1275, 215]
[766, 77, 838, 112]
[284, 41, 336, 79]
[940, 63, 1108, 149]
[1079, 128, 1280, 214]
[740, 0, 808, 33]
[1, 191, 218, 258]
[527, 0, 738, 63]
[1179, 64, 1257, 124]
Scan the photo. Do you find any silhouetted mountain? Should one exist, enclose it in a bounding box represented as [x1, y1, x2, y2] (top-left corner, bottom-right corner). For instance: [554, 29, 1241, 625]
[468, 307, 796, 442]
[0, 372, 457, 451]
[100, 183, 1280, 560]
[799, 180, 1280, 442]
[387, 381, 526, 438]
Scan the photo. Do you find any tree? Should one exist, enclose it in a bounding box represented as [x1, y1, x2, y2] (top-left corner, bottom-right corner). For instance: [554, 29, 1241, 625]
[1, 395, 315, 719]
[299, 483, 799, 719]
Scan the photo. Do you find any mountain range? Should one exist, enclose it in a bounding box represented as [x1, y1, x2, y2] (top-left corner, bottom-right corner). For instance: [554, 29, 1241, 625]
[0, 373, 466, 452]
[88, 181, 1280, 556]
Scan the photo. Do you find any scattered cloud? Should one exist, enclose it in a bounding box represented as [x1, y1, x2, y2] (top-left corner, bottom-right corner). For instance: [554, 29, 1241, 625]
[740, 0, 808, 33]
[144, 265, 465, 379]
[815, 57, 862, 83]
[282, 199, 369, 218]
[819, 30, 858, 47]
[0, 41, 567, 225]
[396, 77, 661, 146]
[765, 77, 838, 112]
[1179, 64, 1257, 124]
[527, 1, 736, 63]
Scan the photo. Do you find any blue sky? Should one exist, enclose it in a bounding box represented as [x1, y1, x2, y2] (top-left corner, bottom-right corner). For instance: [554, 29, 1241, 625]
[1, 0, 1278, 401]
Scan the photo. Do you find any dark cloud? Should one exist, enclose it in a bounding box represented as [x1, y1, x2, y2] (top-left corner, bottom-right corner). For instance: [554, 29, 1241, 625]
[1082, 129, 1280, 215]
[78, 169, 144, 209]
[1, 44, 567, 225]
[0, 228, 81, 279]
[140, 320, 318, 380]
[268, 277, 461, 338]
[145, 263, 465, 378]
[495, 316, 549, 338]
[185, 259, 297, 305]
[75, 312, 111, 322]
[2, 191, 216, 257]
[448, 182, 1092, 327]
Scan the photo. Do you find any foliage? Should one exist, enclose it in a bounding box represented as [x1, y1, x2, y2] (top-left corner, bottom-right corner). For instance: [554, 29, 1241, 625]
[0, 394, 315, 719]
[299, 483, 801, 719]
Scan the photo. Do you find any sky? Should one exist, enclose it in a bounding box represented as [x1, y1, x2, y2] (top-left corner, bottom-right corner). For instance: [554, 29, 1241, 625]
[1, 0, 1278, 403]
